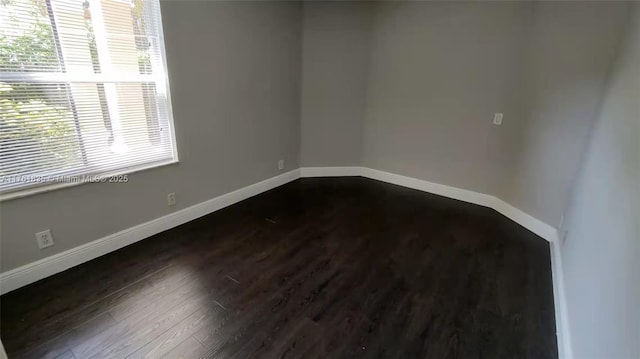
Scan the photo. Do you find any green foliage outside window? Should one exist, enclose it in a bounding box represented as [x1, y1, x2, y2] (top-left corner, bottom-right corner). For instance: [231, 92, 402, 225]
[0, 0, 82, 177]
[0, 83, 82, 176]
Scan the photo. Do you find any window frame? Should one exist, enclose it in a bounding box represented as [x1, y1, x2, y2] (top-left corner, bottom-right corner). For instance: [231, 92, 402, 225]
[0, 0, 179, 201]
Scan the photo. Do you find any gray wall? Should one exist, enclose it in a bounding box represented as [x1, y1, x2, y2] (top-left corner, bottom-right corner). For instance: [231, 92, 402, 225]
[505, 2, 629, 226]
[362, 1, 530, 196]
[0, 0, 302, 272]
[361, 1, 628, 225]
[300, 2, 370, 167]
[561, 5, 640, 358]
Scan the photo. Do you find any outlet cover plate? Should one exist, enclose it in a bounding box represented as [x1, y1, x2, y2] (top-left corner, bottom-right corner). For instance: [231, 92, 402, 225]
[36, 230, 54, 249]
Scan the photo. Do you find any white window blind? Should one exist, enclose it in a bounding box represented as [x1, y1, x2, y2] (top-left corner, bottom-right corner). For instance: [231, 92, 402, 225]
[0, 0, 176, 196]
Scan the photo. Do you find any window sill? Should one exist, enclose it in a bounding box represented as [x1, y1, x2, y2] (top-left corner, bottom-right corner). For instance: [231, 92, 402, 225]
[0, 159, 179, 202]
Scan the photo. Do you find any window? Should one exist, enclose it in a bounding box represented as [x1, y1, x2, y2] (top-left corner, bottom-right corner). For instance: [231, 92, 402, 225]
[0, 0, 176, 197]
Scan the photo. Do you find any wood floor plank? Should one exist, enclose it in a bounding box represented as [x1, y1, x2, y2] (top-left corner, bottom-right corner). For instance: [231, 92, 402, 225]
[160, 337, 207, 359]
[72, 293, 207, 359]
[14, 312, 118, 359]
[52, 351, 76, 359]
[125, 304, 226, 359]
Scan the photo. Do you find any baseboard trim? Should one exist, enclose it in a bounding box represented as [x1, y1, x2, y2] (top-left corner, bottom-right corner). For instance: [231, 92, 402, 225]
[0, 339, 7, 359]
[490, 197, 558, 244]
[361, 167, 496, 208]
[550, 238, 573, 359]
[0, 169, 300, 295]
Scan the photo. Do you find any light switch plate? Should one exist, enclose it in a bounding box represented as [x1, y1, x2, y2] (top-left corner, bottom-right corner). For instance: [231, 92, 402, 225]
[493, 113, 504, 125]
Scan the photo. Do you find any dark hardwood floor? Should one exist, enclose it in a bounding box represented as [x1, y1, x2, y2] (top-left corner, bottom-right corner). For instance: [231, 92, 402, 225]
[0, 177, 558, 359]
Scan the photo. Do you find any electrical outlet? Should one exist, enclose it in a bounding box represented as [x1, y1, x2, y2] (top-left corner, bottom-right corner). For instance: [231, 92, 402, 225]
[167, 192, 176, 206]
[35, 230, 54, 249]
[278, 159, 284, 170]
[493, 113, 503, 125]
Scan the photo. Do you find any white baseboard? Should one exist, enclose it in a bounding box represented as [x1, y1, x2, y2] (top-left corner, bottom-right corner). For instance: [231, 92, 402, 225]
[490, 197, 558, 243]
[0, 339, 7, 359]
[0, 169, 300, 295]
[301, 166, 571, 358]
[360, 167, 496, 208]
[550, 238, 573, 359]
